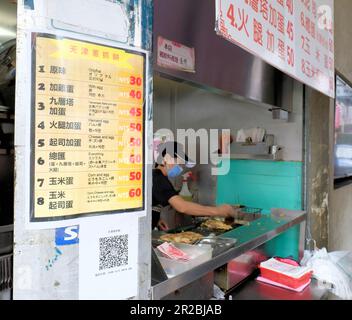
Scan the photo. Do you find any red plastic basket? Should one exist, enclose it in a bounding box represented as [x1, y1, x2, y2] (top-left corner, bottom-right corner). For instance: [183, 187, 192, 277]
[259, 266, 313, 289]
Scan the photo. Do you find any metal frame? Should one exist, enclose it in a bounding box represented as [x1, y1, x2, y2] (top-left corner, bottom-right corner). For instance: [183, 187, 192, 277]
[333, 71, 352, 188]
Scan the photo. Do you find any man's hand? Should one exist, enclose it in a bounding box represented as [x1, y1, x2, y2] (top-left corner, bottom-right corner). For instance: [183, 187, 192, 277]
[157, 219, 169, 231]
[216, 204, 238, 218]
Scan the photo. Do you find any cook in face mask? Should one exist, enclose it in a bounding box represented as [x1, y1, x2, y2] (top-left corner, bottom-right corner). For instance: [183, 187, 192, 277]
[152, 141, 237, 231]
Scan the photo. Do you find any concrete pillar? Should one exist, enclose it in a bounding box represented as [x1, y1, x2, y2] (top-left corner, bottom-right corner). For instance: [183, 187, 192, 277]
[13, 0, 153, 299]
[305, 87, 332, 249]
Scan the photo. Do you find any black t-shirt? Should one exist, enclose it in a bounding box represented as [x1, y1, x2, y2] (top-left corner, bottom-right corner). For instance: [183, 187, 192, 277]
[152, 169, 178, 229]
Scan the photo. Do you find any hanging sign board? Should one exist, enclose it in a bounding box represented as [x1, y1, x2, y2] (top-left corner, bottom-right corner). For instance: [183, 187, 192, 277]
[215, 0, 335, 98]
[157, 36, 196, 73]
[31, 33, 145, 222]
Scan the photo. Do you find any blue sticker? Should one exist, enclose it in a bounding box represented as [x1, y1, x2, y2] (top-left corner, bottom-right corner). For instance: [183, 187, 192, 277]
[24, 0, 34, 10]
[55, 226, 79, 246]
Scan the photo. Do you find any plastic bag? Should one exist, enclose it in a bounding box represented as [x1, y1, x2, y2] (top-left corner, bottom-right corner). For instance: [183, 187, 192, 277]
[330, 251, 352, 280]
[211, 284, 225, 300]
[301, 248, 352, 300]
[236, 128, 266, 143]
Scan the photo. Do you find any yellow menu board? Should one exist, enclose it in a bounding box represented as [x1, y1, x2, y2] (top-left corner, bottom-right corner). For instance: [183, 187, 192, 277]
[31, 34, 145, 221]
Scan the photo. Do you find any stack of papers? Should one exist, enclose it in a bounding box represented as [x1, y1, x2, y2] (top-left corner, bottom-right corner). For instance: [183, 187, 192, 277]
[157, 242, 190, 261]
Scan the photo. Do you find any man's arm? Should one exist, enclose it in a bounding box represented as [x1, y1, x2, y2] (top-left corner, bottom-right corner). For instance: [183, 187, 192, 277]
[168, 195, 235, 217]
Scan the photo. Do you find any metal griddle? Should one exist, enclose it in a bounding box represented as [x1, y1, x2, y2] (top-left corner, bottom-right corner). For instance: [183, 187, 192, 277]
[152, 207, 262, 250]
[151, 219, 240, 251]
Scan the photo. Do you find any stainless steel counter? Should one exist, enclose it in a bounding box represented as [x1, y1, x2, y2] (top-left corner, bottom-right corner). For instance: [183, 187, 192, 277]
[152, 209, 306, 300]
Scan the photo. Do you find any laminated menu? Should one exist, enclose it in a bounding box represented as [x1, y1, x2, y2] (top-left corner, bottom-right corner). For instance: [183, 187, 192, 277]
[31, 33, 146, 221]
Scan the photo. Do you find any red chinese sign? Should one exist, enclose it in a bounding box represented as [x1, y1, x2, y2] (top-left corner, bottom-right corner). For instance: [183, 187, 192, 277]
[216, 0, 334, 98]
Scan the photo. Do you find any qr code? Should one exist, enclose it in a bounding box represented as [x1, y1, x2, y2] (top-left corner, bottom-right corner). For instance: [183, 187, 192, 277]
[99, 234, 128, 270]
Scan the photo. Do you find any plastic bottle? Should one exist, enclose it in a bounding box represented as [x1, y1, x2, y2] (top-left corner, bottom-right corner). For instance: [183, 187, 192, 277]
[179, 172, 193, 202]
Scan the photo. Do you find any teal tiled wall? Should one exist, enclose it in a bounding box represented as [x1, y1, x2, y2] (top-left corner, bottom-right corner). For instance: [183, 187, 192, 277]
[216, 160, 303, 260]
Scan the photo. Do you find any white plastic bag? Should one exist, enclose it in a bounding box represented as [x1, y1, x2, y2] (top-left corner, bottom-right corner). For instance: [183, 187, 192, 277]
[211, 284, 225, 300]
[329, 251, 352, 279]
[236, 127, 266, 143]
[301, 248, 352, 300]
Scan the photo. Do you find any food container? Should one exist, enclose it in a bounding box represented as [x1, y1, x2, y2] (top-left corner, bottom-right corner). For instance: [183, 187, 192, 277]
[259, 258, 313, 289]
[197, 235, 237, 257]
[155, 243, 213, 278]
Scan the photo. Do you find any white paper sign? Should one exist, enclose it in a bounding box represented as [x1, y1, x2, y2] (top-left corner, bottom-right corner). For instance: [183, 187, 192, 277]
[79, 214, 138, 300]
[47, 0, 129, 43]
[216, 0, 335, 98]
[157, 36, 196, 72]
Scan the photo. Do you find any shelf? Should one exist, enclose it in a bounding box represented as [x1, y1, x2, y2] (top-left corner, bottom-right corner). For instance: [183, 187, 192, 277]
[0, 148, 14, 155]
[219, 154, 283, 161]
[0, 114, 14, 121]
[0, 105, 15, 121]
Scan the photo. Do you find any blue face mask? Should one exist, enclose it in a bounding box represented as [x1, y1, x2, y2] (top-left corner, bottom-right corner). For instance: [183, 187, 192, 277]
[167, 165, 183, 178]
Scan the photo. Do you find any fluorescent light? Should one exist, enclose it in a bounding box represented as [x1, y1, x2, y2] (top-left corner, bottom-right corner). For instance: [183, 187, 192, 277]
[0, 26, 16, 38]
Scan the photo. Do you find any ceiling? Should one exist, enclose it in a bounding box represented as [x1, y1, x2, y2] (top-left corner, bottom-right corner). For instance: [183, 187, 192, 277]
[0, 0, 17, 45]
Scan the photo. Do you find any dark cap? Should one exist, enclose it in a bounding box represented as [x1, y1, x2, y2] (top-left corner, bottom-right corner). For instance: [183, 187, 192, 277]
[156, 141, 196, 168]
